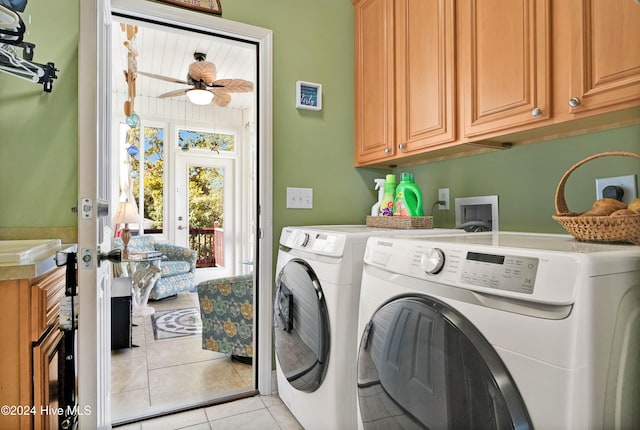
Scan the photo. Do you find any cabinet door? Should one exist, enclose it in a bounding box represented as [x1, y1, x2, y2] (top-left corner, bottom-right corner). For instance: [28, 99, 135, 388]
[395, 0, 456, 154]
[354, 0, 396, 165]
[460, 0, 550, 138]
[568, 0, 640, 115]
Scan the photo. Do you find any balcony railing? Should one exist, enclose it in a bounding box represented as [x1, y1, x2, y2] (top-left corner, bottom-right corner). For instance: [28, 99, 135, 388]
[189, 227, 217, 268]
[142, 226, 223, 268]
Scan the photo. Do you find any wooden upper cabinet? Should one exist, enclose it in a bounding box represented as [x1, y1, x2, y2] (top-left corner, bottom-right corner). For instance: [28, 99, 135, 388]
[353, 0, 396, 165]
[568, 0, 640, 115]
[459, 0, 550, 138]
[395, 0, 456, 155]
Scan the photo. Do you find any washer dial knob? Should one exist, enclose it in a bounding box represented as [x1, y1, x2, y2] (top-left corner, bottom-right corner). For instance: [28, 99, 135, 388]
[295, 232, 310, 248]
[421, 248, 445, 275]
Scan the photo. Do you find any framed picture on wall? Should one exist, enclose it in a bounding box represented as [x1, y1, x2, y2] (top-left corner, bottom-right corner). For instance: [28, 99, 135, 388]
[296, 81, 322, 111]
[152, 0, 222, 16]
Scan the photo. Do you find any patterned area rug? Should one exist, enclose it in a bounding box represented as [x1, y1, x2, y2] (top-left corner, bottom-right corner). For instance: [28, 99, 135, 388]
[151, 307, 202, 340]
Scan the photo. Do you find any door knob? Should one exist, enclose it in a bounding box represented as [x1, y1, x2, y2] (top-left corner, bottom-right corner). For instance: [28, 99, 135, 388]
[98, 248, 122, 267]
[177, 225, 186, 230]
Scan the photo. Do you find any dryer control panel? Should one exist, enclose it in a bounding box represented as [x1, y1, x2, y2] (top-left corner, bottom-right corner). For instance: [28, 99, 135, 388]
[280, 228, 346, 257]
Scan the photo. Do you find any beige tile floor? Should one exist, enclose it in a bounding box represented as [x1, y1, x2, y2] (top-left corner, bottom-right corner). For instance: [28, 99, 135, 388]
[114, 395, 303, 430]
[111, 291, 260, 424]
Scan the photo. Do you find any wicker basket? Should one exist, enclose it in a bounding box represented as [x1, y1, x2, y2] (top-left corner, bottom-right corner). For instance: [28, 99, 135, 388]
[366, 215, 433, 229]
[552, 151, 640, 245]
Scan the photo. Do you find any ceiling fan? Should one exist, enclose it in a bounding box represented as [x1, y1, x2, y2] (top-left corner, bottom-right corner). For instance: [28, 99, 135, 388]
[137, 52, 253, 107]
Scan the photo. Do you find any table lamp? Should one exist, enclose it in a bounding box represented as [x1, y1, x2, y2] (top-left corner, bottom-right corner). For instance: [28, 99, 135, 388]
[114, 200, 140, 259]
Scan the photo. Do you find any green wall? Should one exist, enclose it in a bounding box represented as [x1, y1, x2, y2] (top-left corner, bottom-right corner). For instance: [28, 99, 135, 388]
[0, 0, 79, 227]
[1, 0, 639, 247]
[409, 126, 640, 232]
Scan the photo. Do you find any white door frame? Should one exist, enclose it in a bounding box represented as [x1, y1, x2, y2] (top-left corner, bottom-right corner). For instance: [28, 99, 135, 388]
[79, 0, 274, 423]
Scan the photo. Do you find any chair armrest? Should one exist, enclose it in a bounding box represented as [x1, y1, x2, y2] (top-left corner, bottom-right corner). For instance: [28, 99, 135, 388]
[154, 243, 197, 272]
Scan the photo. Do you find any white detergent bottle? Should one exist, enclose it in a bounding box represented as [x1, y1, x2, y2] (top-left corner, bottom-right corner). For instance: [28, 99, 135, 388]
[371, 178, 386, 216]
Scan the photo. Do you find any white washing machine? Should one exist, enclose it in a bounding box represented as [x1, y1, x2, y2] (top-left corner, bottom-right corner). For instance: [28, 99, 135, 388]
[274, 225, 461, 430]
[356, 232, 640, 430]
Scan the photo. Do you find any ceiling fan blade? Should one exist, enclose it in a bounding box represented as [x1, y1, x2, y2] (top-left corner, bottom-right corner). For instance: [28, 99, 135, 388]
[210, 79, 254, 93]
[159, 88, 190, 99]
[138, 70, 189, 85]
[212, 91, 231, 107]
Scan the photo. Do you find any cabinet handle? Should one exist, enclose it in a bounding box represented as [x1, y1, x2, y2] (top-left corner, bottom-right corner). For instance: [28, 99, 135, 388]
[398, 143, 406, 151]
[384, 147, 391, 154]
[568, 97, 581, 108]
[531, 107, 542, 117]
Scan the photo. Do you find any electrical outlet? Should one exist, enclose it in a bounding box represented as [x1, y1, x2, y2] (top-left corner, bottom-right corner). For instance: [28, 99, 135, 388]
[438, 188, 450, 210]
[286, 187, 313, 209]
[595, 175, 637, 204]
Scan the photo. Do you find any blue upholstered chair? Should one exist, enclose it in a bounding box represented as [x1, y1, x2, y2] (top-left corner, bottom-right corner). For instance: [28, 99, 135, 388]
[113, 235, 197, 300]
[197, 274, 254, 361]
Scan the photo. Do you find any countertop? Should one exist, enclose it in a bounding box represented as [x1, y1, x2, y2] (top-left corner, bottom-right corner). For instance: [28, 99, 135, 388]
[0, 243, 77, 281]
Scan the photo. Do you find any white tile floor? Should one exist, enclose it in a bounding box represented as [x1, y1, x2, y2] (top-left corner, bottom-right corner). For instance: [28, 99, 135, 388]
[114, 395, 302, 430]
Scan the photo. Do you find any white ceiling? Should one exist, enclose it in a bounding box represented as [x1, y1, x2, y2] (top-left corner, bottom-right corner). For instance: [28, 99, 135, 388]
[111, 18, 257, 110]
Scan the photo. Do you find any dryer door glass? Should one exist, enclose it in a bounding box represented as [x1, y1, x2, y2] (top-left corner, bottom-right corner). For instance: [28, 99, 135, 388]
[357, 296, 532, 430]
[274, 258, 330, 392]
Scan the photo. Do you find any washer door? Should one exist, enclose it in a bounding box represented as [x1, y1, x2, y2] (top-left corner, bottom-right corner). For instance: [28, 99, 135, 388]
[357, 296, 532, 429]
[274, 258, 330, 392]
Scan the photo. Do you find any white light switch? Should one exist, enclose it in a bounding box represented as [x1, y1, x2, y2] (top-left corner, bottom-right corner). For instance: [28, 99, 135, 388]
[287, 187, 313, 209]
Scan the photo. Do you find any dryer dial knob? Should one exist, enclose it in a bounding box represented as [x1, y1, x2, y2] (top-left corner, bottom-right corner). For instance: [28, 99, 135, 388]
[296, 232, 310, 248]
[421, 248, 445, 275]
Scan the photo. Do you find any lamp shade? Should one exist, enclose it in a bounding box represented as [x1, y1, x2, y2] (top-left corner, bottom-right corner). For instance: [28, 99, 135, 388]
[186, 89, 214, 105]
[114, 200, 140, 225]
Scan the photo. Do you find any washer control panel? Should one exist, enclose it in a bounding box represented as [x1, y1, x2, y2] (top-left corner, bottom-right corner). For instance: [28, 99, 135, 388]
[459, 251, 538, 294]
[364, 234, 585, 305]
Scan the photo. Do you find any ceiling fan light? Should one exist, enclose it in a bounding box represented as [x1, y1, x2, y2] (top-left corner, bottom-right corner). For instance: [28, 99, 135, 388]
[186, 89, 214, 105]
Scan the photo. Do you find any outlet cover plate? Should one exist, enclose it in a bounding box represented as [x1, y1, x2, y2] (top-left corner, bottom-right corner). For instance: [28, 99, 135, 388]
[595, 175, 637, 204]
[438, 188, 450, 210]
[286, 187, 313, 209]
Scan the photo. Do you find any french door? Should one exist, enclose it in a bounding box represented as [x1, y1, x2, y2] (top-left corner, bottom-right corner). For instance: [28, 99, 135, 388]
[174, 155, 235, 278]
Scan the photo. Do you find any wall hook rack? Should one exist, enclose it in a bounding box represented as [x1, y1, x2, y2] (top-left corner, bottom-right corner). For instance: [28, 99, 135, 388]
[0, 1, 58, 92]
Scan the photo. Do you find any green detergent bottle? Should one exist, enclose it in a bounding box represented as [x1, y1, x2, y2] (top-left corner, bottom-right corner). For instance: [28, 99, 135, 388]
[380, 174, 396, 216]
[393, 172, 424, 216]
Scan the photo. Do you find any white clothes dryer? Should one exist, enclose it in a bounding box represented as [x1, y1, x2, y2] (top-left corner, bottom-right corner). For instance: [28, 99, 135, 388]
[274, 225, 461, 430]
[356, 232, 640, 430]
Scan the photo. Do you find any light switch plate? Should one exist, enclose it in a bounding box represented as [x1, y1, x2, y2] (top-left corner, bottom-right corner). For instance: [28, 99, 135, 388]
[286, 187, 313, 209]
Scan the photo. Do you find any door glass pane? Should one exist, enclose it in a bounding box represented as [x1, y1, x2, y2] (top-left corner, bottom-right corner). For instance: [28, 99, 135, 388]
[274, 259, 330, 393]
[188, 165, 224, 268]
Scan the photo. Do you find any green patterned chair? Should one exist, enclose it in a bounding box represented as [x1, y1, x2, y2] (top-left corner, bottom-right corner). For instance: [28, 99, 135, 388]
[113, 235, 197, 300]
[197, 274, 254, 362]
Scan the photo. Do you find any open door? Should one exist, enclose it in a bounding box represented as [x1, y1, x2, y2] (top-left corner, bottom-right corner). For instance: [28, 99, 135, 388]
[80, 3, 274, 425]
[78, 0, 115, 427]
